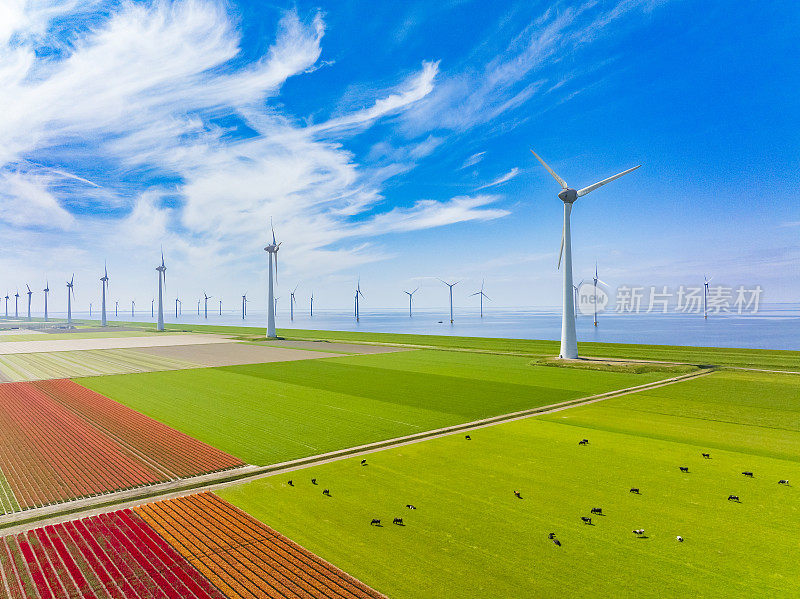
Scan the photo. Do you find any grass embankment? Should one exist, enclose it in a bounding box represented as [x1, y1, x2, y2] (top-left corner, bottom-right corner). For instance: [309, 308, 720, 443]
[219, 368, 800, 598]
[77, 349, 664, 466]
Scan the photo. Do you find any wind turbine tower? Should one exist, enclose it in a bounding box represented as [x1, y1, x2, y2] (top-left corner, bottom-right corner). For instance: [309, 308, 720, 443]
[310, 292, 314, 317]
[439, 279, 459, 324]
[14, 290, 19, 319]
[219, 299, 222, 316]
[530, 149, 640, 359]
[404, 288, 419, 317]
[592, 263, 608, 327]
[175, 296, 181, 318]
[290, 286, 298, 321]
[703, 275, 712, 320]
[156, 252, 166, 331]
[3, 293, 8, 318]
[203, 292, 211, 319]
[100, 265, 109, 326]
[43, 281, 49, 321]
[131, 300, 135, 318]
[26, 285, 33, 320]
[354, 279, 364, 322]
[66, 276, 75, 326]
[115, 301, 118, 317]
[263, 222, 281, 338]
[470, 280, 490, 318]
[242, 293, 247, 320]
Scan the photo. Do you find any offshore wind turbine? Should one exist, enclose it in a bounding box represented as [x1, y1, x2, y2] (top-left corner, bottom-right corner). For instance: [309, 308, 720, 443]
[264, 221, 281, 339]
[26, 285, 33, 320]
[3, 293, 7, 319]
[156, 252, 166, 331]
[43, 281, 49, 321]
[289, 285, 298, 321]
[219, 299, 222, 316]
[197, 299, 200, 315]
[66, 275, 75, 326]
[354, 279, 364, 322]
[470, 280, 490, 318]
[592, 263, 608, 327]
[404, 288, 419, 317]
[310, 292, 314, 317]
[131, 299, 135, 318]
[241, 293, 247, 320]
[438, 279, 459, 324]
[703, 275, 712, 319]
[203, 292, 211, 319]
[530, 149, 640, 359]
[14, 290, 19, 319]
[100, 264, 109, 326]
[115, 300, 119, 317]
[89, 303, 92, 318]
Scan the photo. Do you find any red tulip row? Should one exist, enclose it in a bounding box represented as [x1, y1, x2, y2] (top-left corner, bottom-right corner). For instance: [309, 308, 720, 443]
[136, 492, 385, 599]
[0, 509, 227, 598]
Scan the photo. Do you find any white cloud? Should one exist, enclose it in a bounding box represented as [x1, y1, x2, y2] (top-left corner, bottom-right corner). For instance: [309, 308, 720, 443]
[478, 167, 519, 189]
[460, 151, 486, 169]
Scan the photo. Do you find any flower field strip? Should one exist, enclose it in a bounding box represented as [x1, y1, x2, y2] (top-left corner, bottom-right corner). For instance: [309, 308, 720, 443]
[0, 471, 20, 515]
[0, 510, 229, 598]
[0, 383, 164, 510]
[136, 492, 385, 599]
[32, 379, 244, 478]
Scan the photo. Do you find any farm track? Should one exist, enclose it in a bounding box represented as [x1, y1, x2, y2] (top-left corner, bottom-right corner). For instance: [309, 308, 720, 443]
[0, 367, 712, 534]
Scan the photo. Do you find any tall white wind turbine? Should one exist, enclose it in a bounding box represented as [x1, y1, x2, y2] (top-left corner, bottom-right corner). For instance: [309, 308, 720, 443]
[43, 281, 49, 322]
[438, 279, 459, 324]
[404, 288, 419, 317]
[264, 221, 281, 339]
[354, 279, 364, 322]
[100, 264, 109, 327]
[703, 275, 712, 319]
[530, 149, 640, 359]
[592, 263, 609, 327]
[175, 296, 181, 318]
[14, 290, 19, 319]
[66, 275, 75, 326]
[156, 252, 166, 331]
[26, 285, 33, 320]
[470, 280, 490, 318]
[289, 285, 298, 321]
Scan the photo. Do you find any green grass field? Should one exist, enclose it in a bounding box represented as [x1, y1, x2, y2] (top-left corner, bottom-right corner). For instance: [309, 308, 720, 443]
[0, 330, 159, 342]
[78, 349, 665, 465]
[219, 368, 800, 598]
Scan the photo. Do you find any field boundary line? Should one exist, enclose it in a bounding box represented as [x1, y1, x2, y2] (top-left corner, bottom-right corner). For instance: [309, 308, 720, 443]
[0, 367, 712, 535]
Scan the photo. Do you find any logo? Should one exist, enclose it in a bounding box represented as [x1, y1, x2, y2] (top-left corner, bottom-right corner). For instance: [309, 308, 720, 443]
[577, 281, 608, 316]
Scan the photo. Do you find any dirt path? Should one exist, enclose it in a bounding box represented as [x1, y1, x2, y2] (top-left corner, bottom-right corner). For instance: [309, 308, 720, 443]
[0, 367, 713, 536]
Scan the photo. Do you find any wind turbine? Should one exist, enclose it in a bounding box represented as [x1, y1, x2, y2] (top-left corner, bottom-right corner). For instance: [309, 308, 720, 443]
[26, 285, 33, 320]
[572, 281, 584, 319]
[175, 296, 181, 318]
[151, 299, 154, 318]
[219, 299, 222, 316]
[131, 299, 135, 318]
[197, 299, 200, 315]
[264, 221, 281, 338]
[43, 281, 49, 322]
[66, 275, 75, 326]
[156, 252, 166, 331]
[530, 149, 640, 359]
[289, 285, 298, 321]
[14, 290, 20, 319]
[438, 279, 459, 324]
[89, 303, 92, 318]
[310, 292, 314, 317]
[354, 279, 364, 322]
[100, 264, 109, 327]
[3, 293, 7, 319]
[115, 300, 119, 317]
[592, 263, 608, 327]
[241, 293, 248, 320]
[404, 288, 419, 317]
[703, 275, 712, 320]
[203, 292, 211, 319]
[470, 280, 490, 318]
[274, 296, 279, 315]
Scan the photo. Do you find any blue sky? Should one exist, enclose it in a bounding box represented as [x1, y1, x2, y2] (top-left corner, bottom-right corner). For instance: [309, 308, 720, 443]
[1, 0, 798, 312]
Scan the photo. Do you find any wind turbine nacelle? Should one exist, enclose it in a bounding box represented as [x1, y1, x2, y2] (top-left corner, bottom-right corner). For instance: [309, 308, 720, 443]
[558, 188, 578, 203]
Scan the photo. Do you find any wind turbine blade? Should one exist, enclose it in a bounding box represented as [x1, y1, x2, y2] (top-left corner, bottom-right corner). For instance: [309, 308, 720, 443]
[271, 217, 276, 245]
[557, 223, 565, 269]
[529, 149, 567, 189]
[596, 278, 610, 287]
[484, 294, 491, 301]
[576, 164, 641, 197]
[413, 287, 419, 294]
[470, 292, 480, 296]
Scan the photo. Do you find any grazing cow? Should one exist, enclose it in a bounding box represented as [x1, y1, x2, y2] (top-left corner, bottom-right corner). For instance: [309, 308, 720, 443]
[370, 519, 381, 526]
[287, 480, 293, 487]
[630, 488, 640, 494]
[702, 453, 711, 459]
[548, 533, 557, 539]
[591, 508, 603, 515]
[514, 490, 522, 499]
[361, 459, 367, 466]
[676, 536, 684, 542]
[311, 478, 317, 485]
[727, 495, 740, 502]
[406, 504, 417, 510]
[778, 479, 789, 485]
[578, 439, 589, 446]
[322, 489, 330, 496]
[679, 466, 689, 473]
[581, 517, 592, 525]
[393, 518, 404, 525]
[465, 435, 471, 440]
[552, 538, 562, 547]
[632, 529, 645, 536]
[742, 471, 754, 478]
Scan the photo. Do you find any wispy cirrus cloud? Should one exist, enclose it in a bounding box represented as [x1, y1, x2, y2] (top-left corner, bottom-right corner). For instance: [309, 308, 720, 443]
[478, 167, 519, 189]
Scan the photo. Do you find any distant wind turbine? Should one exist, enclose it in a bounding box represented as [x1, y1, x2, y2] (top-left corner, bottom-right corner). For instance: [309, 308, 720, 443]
[131, 300, 135, 318]
[43, 280, 49, 321]
[175, 296, 181, 318]
[26, 285, 33, 320]
[264, 220, 281, 338]
[242, 293, 248, 320]
[354, 279, 364, 322]
[66, 275, 75, 326]
[89, 302, 92, 318]
[3, 292, 7, 319]
[530, 149, 640, 359]
[156, 251, 166, 331]
[470, 280, 490, 318]
[219, 298, 222, 316]
[310, 292, 314, 317]
[14, 290, 20, 319]
[703, 275, 712, 320]
[100, 264, 109, 326]
[203, 292, 211, 319]
[438, 279, 459, 324]
[592, 263, 608, 327]
[404, 288, 419, 317]
[290, 285, 298, 321]
[115, 300, 118, 317]
[197, 299, 200, 315]
[151, 299, 154, 318]
[274, 296, 279, 315]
